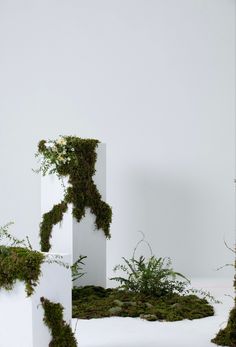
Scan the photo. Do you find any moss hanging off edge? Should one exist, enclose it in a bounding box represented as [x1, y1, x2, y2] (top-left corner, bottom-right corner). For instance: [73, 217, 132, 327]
[41, 297, 78, 347]
[212, 257, 236, 347]
[40, 201, 68, 252]
[37, 136, 112, 252]
[211, 308, 236, 347]
[0, 246, 44, 296]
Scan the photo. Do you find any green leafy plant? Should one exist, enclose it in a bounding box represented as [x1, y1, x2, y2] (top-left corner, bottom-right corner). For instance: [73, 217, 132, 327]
[41, 297, 77, 347]
[35, 135, 112, 252]
[111, 232, 219, 304]
[0, 222, 32, 249]
[111, 232, 189, 297]
[72, 233, 215, 322]
[111, 255, 189, 297]
[71, 255, 87, 282]
[212, 244, 236, 347]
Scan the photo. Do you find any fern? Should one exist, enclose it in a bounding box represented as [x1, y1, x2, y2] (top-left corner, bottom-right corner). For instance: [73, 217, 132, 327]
[71, 255, 87, 282]
[111, 233, 190, 298]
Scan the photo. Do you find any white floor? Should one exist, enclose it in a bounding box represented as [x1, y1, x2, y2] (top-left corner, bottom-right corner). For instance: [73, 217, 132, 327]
[72, 279, 234, 347]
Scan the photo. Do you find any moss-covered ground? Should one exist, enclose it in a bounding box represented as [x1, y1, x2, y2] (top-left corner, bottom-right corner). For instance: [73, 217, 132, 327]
[72, 286, 214, 322]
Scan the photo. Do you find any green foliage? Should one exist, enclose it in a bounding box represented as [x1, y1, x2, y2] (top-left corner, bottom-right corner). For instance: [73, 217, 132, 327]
[36, 136, 112, 252]
[41, 297, 77, 347]
[111, 233, 218, 304]
[111, 255, 189, 297]
[72, 235, 216, 322]
[71, 255, 87, 282]
[0, 222, 32, 249]
[110, 233, 189, 297]
[72, 285, 214, 321]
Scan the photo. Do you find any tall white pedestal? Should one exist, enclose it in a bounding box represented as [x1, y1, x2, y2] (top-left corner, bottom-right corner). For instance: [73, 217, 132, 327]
[41, 143, 107, 287]
[0, 254, 72, 347]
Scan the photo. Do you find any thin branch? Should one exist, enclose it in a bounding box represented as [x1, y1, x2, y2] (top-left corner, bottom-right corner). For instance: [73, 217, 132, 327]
[132, 231, 153, 259]
[216, 263, 234, 271]
[223, 239, 236, 254]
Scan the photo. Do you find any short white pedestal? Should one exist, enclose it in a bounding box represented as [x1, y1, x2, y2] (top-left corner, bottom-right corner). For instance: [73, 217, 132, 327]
[41, 143, 107, 287]
[0, 254, 71, 347]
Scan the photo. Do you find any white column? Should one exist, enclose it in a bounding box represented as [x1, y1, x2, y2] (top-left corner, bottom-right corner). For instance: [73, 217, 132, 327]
[41, 143, 107, 287]
[0, 253, 71, 347]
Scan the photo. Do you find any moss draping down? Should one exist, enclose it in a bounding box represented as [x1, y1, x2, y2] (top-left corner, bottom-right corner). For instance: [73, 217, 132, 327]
[0, 246, 44, 296]
[37, 136, 112, 252]
[41, 297, 77, 347]
[212, 257, 236, 347]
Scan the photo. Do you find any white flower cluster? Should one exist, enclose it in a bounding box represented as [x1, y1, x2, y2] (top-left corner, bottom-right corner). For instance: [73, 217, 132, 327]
[56, 137, 67, 146]
[46, 136, 73, 165]
[37, 136, 75, 177]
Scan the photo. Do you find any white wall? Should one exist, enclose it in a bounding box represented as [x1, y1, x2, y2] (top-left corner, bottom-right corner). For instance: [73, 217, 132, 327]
[0, 0, 235, 279]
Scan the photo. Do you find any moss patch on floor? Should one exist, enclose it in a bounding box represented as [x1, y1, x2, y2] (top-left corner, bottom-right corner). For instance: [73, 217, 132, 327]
[72, 286, 214, 322]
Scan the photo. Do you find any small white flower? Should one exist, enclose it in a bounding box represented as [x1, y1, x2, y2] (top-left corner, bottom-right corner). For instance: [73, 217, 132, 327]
[45, 142, 53, 149]
[57, 155, 64, 162]
[56, 137, 67, 146]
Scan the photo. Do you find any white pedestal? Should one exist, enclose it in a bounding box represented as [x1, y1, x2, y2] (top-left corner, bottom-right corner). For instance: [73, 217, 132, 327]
[41, 143, 107, 287]
[0, 254, 72, 347]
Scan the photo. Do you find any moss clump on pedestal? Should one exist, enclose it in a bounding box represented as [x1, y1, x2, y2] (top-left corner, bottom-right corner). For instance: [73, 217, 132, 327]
[36, 136, 112, 252]
[72, 286, 214, 321]
[41, 297, 77, 347]
[0, 246, 44, 296]
[211, 256, 236, 347]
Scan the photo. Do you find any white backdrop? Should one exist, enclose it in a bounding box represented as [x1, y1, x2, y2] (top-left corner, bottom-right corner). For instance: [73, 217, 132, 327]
[0, 0, 235, 280]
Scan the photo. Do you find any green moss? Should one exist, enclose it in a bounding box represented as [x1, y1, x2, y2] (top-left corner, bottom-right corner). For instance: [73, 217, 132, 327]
[72, 286, 214, 321]
[37, 136, 112, 252]
[212, 258, 236, 347]
[0, 246, 44, 296]
[40, 202, 68, 252]
[41, 297, 77, 347]
[211, 307, 236, 346]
